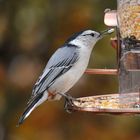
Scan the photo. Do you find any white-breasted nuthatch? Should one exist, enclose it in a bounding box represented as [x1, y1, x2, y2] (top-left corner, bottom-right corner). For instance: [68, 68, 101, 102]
[18, 28, 114, 125]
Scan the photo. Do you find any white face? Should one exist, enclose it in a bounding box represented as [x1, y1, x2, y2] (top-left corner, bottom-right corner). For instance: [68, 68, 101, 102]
[69, 30, 100, 49]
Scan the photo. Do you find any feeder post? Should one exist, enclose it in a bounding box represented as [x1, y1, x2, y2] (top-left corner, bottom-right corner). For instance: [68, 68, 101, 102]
[117, 0, 140, 98]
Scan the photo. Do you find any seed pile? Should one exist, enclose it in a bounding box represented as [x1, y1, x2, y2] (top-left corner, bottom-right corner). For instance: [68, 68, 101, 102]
[118, 1, 140, 39]
[74, 95, 119, 109]
[72, 93, 140, 109]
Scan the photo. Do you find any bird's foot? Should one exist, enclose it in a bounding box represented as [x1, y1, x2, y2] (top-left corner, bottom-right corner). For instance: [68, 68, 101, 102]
[58, 92, 83, 113]
[63, 93, 78, 113]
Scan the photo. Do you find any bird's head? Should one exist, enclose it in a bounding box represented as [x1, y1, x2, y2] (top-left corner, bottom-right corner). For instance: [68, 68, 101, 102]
[66, 28, 114, 49]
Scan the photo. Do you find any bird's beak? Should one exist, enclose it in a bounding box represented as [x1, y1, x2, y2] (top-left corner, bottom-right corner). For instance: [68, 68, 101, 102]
[98, 28, 114, 39]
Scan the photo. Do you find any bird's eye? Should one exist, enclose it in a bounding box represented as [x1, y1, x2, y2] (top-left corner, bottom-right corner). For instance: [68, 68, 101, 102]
[90, 33, 95, 37]
[82, 33, 95, 37]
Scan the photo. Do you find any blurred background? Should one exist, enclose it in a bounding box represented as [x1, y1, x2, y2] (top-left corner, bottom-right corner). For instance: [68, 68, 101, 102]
[0, 0, 140, 140]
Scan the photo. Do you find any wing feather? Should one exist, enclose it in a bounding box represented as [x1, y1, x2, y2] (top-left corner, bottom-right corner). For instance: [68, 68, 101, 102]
[31, 45, 79, 97]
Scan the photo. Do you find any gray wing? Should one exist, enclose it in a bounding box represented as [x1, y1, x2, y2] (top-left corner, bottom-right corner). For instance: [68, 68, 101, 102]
[32, 45, 79, 96]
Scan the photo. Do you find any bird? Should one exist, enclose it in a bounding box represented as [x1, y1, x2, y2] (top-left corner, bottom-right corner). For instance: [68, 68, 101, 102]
[18, 28, 114, 126]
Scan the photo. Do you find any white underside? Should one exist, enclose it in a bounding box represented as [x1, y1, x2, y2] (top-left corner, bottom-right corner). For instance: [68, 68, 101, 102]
[48, 45, 92, 100]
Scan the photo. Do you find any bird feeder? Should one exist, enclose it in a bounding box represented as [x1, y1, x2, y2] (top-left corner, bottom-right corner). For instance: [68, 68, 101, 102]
[67, 0, 140, 114]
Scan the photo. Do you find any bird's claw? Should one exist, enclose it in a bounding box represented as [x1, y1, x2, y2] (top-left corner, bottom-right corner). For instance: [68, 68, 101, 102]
[64, 93, 78, 113]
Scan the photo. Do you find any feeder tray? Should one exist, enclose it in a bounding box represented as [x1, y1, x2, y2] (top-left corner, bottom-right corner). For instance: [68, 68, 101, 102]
[67, 92, 140, 114]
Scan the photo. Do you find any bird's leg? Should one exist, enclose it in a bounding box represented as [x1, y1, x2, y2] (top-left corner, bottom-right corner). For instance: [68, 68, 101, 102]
[57, 92, 77, 113]
[64, 93, 77, 113]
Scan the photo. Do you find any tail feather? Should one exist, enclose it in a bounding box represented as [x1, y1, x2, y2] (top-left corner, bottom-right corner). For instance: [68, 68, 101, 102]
[17, 93, 43, 126]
